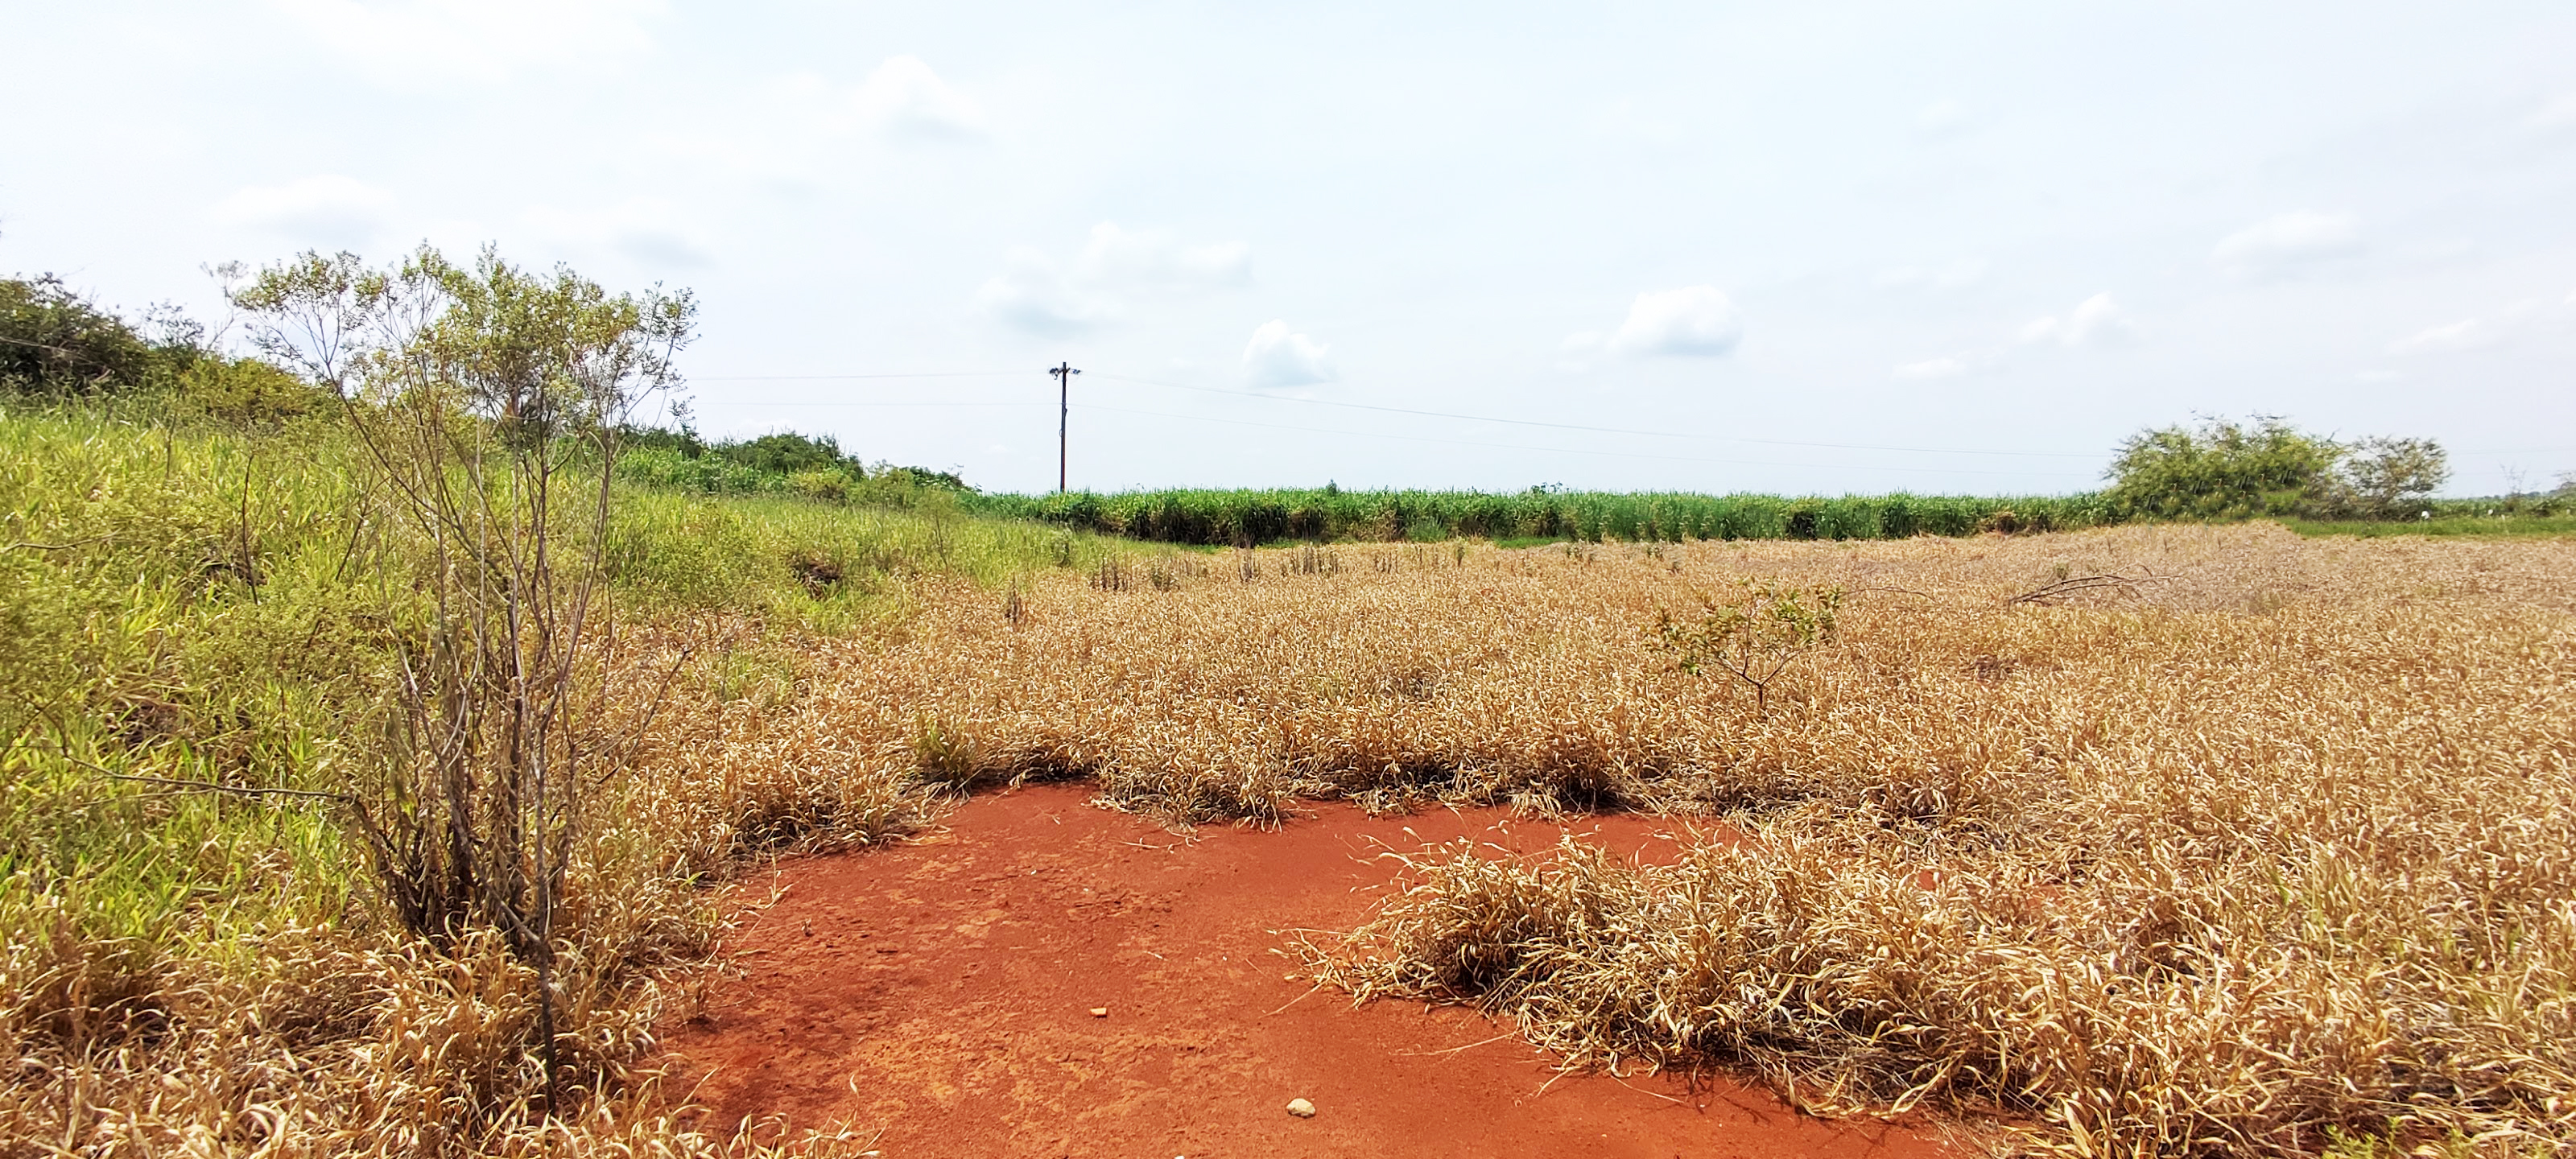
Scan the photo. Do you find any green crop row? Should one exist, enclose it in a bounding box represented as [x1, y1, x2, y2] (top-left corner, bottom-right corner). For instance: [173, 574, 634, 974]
[964, 487, 2117, 546]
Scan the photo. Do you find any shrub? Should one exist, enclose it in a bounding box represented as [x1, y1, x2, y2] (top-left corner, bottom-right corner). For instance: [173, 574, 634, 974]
[0, 274, 168, 396]
[174, 356, 332, 425]
[2336, 436, 2449, 518]
[721, 431, 851, 475]
[2104, 416, 2344, 520]
[233, 243, 697, 1110]
[1653, 580, 1843, 712]
[788, 467, 852, 502]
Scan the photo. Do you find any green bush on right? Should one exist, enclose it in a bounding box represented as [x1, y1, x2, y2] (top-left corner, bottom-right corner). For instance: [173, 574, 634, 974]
[2103, 415, 2450, 522]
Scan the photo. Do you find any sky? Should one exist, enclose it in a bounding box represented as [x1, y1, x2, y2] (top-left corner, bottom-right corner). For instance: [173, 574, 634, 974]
[4, 1, 2574, 497]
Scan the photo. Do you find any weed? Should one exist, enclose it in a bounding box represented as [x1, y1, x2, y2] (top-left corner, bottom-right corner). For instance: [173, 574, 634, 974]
[1653, 580, 1843, 711]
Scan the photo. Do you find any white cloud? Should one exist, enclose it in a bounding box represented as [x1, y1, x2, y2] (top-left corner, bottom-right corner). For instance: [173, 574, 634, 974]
[851, 55, 986, 140]
[1897, 292, 2128, 378]
[266, 0, 659, 82]
[1241, 320, 1335, 389]
[209, 175, 397, 245]
[2211, 211, 2364, 278]
[977, 222, 1250, 336]
[521, 198, 711, 267]
[2388, 318, 2499, 356]
[1076, 223, 1249, 293]
[2382, 296, 2566, 357]
[671, 58, 985, 177]
[976, 251, 1108, 337]
[1893, 356, 1972, 380]
[2017, 292, 2132, 347]
[1593, 286, 1741, 357]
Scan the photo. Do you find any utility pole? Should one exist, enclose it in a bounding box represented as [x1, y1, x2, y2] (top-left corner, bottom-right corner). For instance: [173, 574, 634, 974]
[1050, 361, 1080, 493]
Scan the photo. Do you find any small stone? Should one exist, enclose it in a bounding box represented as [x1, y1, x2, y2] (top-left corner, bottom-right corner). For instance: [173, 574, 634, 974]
[1089, 1007, 1110, 1018]
[1285, 1097, 1317, 1119]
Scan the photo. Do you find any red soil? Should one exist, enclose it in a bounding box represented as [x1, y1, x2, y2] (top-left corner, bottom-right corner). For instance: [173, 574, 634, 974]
[661, 786, 1960, 1158]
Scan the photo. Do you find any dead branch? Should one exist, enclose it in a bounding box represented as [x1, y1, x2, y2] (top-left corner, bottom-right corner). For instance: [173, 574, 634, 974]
[2007, 571, 2163, 605]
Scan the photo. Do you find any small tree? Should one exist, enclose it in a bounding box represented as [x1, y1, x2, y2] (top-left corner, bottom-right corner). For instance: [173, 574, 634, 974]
[2103, 416, 2343, 520]
[2338, 436, 2448, 518]
[1655, 580, 1843, 712]
[233, 244, 694, 1112]
[0, 274, 180, 396]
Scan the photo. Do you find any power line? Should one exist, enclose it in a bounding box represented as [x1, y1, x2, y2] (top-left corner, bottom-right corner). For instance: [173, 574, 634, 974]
[682, 367, 2576, 463]
[1075, 402, 2098, 479]
[689, 371, 1028, 382]
[1089, 372, 2106, 459]
[687, 366, 2099, 458]
[688, 400, 1043, 407]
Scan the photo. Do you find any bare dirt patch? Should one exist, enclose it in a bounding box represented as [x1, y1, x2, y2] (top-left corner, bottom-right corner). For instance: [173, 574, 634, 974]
[662, 785, 1960, 1157]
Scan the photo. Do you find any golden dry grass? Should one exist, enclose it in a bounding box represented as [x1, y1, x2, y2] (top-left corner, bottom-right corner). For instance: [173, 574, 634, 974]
[648, 524, 2574, 1155]
[10, 522, 2571, 1156]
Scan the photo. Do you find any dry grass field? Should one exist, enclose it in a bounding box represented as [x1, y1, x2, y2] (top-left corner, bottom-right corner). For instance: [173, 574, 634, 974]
[10, 520, 2572, 1157]
[643, 523, 2575, 1157]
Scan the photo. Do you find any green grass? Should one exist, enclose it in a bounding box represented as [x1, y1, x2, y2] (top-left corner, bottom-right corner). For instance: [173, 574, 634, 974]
[0, 402, 1130, 1008]
[607, 484, 1128, 629]
[966, 486, 2112, 546]
[2283, 515, 2576, 538]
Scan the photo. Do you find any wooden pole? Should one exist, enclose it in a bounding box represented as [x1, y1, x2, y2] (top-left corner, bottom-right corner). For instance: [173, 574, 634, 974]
[1051, 362, 1080, 493]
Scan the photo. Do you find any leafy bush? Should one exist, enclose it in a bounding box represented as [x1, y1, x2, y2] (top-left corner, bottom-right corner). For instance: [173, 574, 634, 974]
[722, 431, 852, 475]
[0, 274, 180, 396]
[615, 424, 972, 507]
[2103, 417, 2461, 522]
[2103, 416, 2345, 520]
[174, 355, 333, 425]
[2335, 436, 2448, 518]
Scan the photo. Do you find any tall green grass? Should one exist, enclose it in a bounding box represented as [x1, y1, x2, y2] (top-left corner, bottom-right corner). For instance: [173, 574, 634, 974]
[967, 486, 2114, 546]
[608, 486, 1125, 627]
[0, 401, 1126, 1034]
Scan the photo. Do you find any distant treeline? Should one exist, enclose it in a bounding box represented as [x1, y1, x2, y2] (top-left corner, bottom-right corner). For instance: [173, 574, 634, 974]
[964, 487, 2107, 545]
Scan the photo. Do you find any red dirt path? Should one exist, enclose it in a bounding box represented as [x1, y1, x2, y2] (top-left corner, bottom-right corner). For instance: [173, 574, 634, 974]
[661, 786, 1961, 1158]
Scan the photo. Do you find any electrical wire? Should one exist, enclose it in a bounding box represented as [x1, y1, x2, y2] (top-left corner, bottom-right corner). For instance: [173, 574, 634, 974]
[1073, 402, 2099, 478]
[699, 400, 1043, 407]
[690, 371, 1028, 382]
[688, 367, 2105, 457]
[681, 368, 2573, 464]
[1088, 371, 2106, 459]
